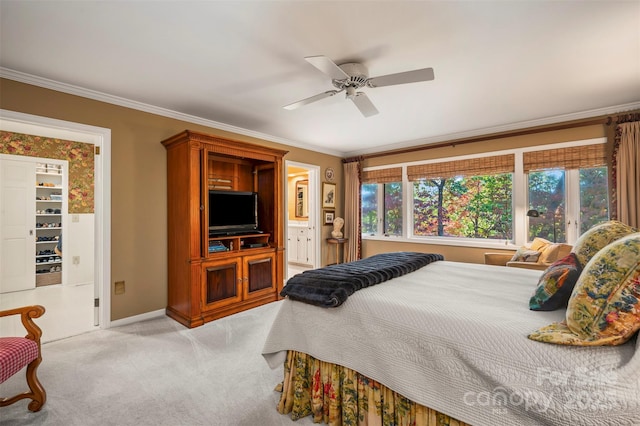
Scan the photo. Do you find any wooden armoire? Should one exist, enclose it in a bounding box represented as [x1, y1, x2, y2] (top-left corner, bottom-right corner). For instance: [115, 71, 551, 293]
[161, 130, 287, 328]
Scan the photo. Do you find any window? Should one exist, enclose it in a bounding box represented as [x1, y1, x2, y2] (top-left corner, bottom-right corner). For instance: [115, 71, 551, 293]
[579, 167, 609, 234]
[384, 183, 402, 236]
[409, 154, 514, 240]
[361, 140, 609, 246]
[361, 167, 403, 237]
[361, 183, 378, 235]
[525, 145, 609, 243]
[361, 182, 402, 236]
[528, 170, 567, 242]
[527, 167, 609, 243]
[413, 174, 512, 239]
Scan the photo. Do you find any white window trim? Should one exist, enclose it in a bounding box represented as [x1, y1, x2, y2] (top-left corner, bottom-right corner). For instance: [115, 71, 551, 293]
[362, 137, 607, 248]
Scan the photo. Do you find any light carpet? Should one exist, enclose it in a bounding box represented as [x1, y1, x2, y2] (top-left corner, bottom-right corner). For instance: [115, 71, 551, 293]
[0, 300, 314, 426]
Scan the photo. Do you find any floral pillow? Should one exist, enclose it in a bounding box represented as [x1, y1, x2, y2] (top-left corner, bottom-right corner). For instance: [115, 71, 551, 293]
[529, 233, 640, 346]
[529, 253, 582, 311]
[571, 220, 637, 267]
[511, 248, 541, 262]
[510, 238, 549, 262]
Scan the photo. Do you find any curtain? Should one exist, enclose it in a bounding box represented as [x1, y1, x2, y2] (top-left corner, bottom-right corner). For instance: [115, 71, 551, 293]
[343, 160, 361, 262]
[277, 350, 470, 426]
[614, 121, 640, 227]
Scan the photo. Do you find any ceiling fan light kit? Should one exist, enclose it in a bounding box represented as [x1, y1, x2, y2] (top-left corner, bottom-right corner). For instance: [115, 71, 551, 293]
[284, 55, 435, 118]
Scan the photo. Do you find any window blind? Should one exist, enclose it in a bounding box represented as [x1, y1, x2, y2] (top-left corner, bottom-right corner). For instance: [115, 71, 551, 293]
[407, 154, 515, 181]
[523, 144, 606, 172]
[361, 167, 402, 184]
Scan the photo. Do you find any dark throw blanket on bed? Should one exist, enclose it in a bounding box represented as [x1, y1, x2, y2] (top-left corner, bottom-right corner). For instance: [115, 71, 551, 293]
[281, 251, 443, 307]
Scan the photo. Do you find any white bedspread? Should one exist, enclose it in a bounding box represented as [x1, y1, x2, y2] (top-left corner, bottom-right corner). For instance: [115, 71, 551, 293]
[262, 261, 640, 426]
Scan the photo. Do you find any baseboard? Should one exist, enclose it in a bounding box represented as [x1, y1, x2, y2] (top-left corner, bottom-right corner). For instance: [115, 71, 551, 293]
[109, 309, 165, 328]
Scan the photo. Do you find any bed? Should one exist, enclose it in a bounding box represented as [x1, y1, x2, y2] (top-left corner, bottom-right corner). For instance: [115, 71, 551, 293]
[262, 258, 640, 426]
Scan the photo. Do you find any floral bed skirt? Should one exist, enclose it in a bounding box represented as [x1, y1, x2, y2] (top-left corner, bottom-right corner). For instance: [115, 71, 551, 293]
[276, 350, 471, 426]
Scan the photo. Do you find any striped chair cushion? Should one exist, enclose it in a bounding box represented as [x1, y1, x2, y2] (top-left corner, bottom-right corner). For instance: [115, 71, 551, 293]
[0, 337, 39, 383]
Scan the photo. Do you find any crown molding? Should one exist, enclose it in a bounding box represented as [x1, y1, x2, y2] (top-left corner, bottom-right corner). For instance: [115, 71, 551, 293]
[3, 67, 638, 159]
[344, 101, 640, 157]
[0, 67, 344, 157]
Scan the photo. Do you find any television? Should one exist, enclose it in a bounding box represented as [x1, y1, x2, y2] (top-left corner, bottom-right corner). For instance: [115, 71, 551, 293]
[208, 190, 258, 234]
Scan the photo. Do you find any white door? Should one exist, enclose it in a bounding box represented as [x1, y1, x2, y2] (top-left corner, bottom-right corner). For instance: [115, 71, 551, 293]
[0, 158, 36, 293]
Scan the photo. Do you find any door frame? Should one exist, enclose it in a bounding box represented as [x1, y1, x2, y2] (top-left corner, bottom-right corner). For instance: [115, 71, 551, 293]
[0, 109, 111, 329]
[285, 160, 321, 271]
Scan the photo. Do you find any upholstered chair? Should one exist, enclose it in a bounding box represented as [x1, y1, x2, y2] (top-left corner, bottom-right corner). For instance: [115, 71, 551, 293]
[0, 305, 46, 411]
[485, 238, 572, 271]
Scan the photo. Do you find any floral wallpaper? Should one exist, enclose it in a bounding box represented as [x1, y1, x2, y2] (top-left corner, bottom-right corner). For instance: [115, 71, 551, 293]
[0, 131, 94, 213]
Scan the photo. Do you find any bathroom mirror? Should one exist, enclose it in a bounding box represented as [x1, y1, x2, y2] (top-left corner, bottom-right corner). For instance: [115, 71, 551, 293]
[295, 180, 309, 218]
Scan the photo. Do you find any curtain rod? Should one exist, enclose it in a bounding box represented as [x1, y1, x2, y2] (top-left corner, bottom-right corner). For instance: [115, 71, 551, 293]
[610, 112, 640, 125]
[342, 155, 363, 164]
[360, 117, 610, 160]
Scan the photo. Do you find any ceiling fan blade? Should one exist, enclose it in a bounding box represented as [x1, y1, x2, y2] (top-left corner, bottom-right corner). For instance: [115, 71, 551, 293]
[304, 56, 349, 81]
[351, 92, 379, 117]
[368, 67, 435, 88]
[283, 90, 339, 110]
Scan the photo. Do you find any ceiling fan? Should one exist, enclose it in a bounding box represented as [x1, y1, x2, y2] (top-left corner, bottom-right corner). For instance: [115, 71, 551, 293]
[284, 55, 435, 117]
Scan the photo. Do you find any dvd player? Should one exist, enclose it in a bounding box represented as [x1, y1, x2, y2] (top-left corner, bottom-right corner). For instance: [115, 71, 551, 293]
[209, 230, 264, 237]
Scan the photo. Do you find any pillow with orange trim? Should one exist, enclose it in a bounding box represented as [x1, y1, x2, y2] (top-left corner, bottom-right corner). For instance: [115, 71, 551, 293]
[529, 233, 640, 346]
[529, 253, 582, 311]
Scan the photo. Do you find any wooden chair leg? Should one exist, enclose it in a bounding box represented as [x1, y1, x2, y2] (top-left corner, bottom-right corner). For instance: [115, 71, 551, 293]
[25, 356, 46, 412]
[0, 355, 46, 411]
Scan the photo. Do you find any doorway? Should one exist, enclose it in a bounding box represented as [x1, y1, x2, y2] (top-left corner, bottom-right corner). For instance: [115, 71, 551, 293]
[0, 110, 111, 343]
[285, 161, 320, 279]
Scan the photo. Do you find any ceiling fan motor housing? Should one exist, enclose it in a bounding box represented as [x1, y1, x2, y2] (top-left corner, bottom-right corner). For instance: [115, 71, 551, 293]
[332, 63, 369, 89]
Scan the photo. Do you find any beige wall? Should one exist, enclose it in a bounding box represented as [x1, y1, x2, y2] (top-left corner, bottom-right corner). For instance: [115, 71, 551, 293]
[362, 239, 515, 264]
[0, 78, 344, 321]
[363, 125, 606, 168]
[0, 77, 619, 320]
[361, 123, 608, 262]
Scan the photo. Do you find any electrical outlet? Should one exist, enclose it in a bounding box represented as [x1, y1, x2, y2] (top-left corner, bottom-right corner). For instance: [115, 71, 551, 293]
[72, 256, 80, 265]
[114, 281, 125, 295]
[72, 214, 80, 223]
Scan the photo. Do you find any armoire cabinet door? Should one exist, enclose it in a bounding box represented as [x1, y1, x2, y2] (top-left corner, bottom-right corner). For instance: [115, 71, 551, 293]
[202, 258, 243, 310]
[243, 252, 276, 300]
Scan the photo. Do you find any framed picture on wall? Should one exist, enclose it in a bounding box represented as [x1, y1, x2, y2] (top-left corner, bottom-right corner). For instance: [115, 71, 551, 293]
[323, 210, 335, 225]
[322, 182, 336, 208]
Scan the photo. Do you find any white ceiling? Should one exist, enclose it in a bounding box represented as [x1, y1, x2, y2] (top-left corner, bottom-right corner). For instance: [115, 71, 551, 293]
[1, 1, 639, 157]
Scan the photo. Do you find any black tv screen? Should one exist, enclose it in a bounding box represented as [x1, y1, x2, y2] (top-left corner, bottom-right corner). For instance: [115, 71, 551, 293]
[208, 190, 258, 233]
